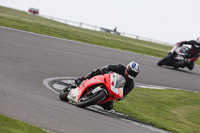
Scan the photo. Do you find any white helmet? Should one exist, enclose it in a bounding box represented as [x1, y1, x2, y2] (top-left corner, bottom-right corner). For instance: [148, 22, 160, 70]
[196, 37, 200, 43]
[125, 61, 140, 79]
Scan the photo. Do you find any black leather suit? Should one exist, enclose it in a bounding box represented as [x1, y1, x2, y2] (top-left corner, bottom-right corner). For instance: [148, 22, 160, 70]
[177, 40, 200, 70]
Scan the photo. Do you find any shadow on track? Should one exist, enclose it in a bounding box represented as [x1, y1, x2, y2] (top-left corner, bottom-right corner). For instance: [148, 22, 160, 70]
[58, 100, 169, 133]
[86, 105, 145, 123]
[160, 66, 200, 77]
[59, 100, 146, 124]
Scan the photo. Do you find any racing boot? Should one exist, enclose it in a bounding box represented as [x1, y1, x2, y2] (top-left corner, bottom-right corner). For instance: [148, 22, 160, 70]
[99, 101, 114, 110]
[186, 61, 194, 70]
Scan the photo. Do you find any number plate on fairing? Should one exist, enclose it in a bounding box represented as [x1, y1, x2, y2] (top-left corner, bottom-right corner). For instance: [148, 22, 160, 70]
[110, 73, 124, 98]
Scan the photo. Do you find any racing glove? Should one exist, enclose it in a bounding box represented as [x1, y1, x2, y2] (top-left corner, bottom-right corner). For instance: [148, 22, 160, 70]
[100, 66, 109, 74]
[176, 41, 184, 46]
[75, 77, 86, 86]
[101, 68, 109, 74]
[71, 83, 77, 88]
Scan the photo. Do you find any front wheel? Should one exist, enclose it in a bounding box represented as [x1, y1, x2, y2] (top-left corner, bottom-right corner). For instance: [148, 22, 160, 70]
[59, 87, 71, 102]
[157, 54, 172, 66]
[76, 90, 106, 108]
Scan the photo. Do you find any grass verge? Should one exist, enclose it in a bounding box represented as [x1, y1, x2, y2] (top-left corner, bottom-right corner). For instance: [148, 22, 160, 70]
[114, 88, 200, 133]
[0, 114, 49, 133]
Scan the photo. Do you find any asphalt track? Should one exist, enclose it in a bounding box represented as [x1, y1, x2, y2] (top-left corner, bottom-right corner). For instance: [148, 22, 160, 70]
[0, 26, 199, 133]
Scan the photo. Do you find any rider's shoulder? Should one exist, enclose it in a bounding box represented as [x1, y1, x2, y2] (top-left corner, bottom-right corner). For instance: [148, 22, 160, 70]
[190, 40, 196, 43]
[117, 64, 126, 68]
[108, 64, 125, 68]
[117, 64, 124, 66]
[178, 40, 195, 45]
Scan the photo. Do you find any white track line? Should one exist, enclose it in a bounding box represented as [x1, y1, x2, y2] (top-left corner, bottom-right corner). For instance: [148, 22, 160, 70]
[43, 77, 198, 93]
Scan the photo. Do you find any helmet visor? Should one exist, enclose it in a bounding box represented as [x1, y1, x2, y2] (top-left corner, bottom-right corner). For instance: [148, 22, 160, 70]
[126, 66, 138, 79]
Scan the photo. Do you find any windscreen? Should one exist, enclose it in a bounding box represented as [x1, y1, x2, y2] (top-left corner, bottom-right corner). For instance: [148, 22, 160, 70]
[181, 46, 190, 54]
[115, 74, 126, 88]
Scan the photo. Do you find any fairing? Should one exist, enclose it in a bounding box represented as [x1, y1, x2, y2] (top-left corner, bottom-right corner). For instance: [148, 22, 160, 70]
[67, 73, 125, 104]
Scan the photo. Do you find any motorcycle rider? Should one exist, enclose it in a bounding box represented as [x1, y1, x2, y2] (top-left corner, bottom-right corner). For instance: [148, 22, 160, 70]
[176, 37, 200, 70]
[75, 61, 140, 110]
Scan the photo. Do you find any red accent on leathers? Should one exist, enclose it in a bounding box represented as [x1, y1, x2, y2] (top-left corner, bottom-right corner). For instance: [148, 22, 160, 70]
[191, 49, 195, 54]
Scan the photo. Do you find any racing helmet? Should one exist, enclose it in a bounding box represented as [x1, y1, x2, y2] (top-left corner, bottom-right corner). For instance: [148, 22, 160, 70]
[196, 37, 200, 43]
[125, 61, 140, 79]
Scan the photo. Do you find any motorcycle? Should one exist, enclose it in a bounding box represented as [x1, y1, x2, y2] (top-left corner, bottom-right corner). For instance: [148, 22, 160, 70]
[157, 44, 191, 69]
[59, 72, 125, 108]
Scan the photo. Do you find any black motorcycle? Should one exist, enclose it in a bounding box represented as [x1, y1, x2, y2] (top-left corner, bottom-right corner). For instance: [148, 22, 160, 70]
[157, 44, 192, 70]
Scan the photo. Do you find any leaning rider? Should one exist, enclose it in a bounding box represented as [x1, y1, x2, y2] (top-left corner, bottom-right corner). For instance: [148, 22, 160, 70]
[75, 61, 140, 110]
[176, 37, 200, 70]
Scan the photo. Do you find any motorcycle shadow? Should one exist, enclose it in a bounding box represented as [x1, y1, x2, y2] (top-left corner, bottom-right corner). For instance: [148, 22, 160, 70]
[85, 105, 146, 124]
[64, 100, 145, 124]
[65, 103, 168, 132]
[161, 66, 200, 77]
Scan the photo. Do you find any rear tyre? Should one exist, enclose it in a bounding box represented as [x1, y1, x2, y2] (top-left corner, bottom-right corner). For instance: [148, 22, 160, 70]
[157, 54, 172, 66]
[76, 90, 106, 108]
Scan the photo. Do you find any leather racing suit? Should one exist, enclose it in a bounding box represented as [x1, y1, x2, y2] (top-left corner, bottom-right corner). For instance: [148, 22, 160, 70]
[177, 40, 200, 70]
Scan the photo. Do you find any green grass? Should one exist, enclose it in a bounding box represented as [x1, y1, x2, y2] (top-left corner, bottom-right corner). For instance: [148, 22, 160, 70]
[1, 6, 200, 133]
[0, 114, 50, 133]
[114, 88, 200, 133]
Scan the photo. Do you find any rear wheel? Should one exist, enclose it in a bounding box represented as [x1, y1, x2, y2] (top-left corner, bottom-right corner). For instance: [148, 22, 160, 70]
[157, 54, 172, 66]
[76, 90, 106, 108]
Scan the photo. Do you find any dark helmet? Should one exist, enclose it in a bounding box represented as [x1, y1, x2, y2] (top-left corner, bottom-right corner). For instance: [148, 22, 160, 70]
[125, 61, 140, 79]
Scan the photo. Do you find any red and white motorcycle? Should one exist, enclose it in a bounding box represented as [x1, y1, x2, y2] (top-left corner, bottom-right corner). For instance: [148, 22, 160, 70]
[59, 72, 125, 108]
[157, 44, 191, 69]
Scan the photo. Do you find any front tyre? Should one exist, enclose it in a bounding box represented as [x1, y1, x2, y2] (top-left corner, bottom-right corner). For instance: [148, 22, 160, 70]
[157, 54, 172, 66]
[76, 90, 106, 108]
[59, 87, 71, 102]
